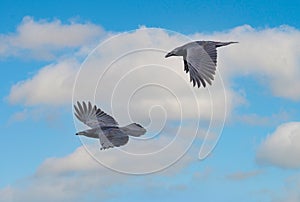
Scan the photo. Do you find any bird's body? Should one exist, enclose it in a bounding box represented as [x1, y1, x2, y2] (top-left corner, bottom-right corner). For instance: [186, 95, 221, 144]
[74, 101, 146, 150]
[165, 41, 237, 88]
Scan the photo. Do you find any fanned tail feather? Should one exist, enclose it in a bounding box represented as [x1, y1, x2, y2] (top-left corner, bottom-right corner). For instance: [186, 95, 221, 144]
[120, 123, 146, 137]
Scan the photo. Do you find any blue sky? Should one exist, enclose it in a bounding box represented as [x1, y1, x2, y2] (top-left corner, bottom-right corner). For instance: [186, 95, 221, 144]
[1, 0, 300, 201]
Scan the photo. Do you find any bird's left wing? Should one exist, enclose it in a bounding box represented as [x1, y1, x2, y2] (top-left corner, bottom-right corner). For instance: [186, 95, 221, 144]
[74, 101, 118, 128]
[185, 42, 217, 88]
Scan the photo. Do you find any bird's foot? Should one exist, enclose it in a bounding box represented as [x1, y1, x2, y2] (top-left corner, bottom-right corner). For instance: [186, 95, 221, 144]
[100, 145, 113, 150]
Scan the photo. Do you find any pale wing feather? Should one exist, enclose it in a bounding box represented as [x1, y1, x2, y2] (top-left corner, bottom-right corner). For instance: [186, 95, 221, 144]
[185, 43, 217, 88]
[74, 101, 118, 128]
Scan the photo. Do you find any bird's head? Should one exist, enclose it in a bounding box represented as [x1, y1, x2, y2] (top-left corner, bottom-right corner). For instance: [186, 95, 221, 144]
[165, 51, 176, 58]
[165, 47, 184, 58]
[75, 131, 87, 136]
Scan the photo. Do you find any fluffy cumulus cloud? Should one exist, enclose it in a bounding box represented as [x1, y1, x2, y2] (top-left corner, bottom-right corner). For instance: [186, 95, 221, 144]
[0, 148, 124, 202]
[3, 17, 300, 201]
[0, 16, 105, 59]
[6, 23, 300, 118]
[6, 22, 300, 162]
[0, 137, 196, 202]
[8, 59, 79, 106]
[211, 25, 300, 100]
[8, 27, 233, 123]
[256, 122, 300, 169]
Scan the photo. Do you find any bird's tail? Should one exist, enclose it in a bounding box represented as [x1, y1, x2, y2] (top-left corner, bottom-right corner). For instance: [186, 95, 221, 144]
[120, 123, 146, 137]
[215, 41, 238, 48]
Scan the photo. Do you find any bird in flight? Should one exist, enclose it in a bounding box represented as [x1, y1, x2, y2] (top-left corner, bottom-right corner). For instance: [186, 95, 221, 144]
[165, 41, 237, 88]
[74, 101, 146, 150]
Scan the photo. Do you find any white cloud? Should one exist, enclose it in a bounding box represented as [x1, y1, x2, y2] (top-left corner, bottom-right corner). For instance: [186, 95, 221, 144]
[0, 136, 195, 202]
[8, 59, 78, 106]
[8, 24, 300, 162]
[75, 130, 197, 174]
[35, 145, 100, 176]
[8, 28, 233, 123]
[256, 122, 300, 169]
[7, 24, 300, 122]
[0, 16, 105, 59]
[199, 25, 300, 100]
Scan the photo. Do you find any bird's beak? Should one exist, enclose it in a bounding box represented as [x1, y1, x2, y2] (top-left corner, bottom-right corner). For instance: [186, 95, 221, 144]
[165, 52, 173, 58]
[75, 133, 78, 135]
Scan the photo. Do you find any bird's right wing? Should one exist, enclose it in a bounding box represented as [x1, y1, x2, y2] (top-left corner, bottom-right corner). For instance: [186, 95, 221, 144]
[185, 43, 217, 88]
[74, 101, 118, 128]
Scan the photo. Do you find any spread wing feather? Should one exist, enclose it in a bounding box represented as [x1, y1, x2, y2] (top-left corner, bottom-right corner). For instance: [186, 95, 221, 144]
[184, 42, 217, 88]
[74, 101, 118, 128]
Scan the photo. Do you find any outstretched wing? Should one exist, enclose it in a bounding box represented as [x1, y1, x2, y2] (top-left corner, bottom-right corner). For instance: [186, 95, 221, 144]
[184, 41, 217, 88]
[74, 101, 118, 128]
[99, 128, 129, 150]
